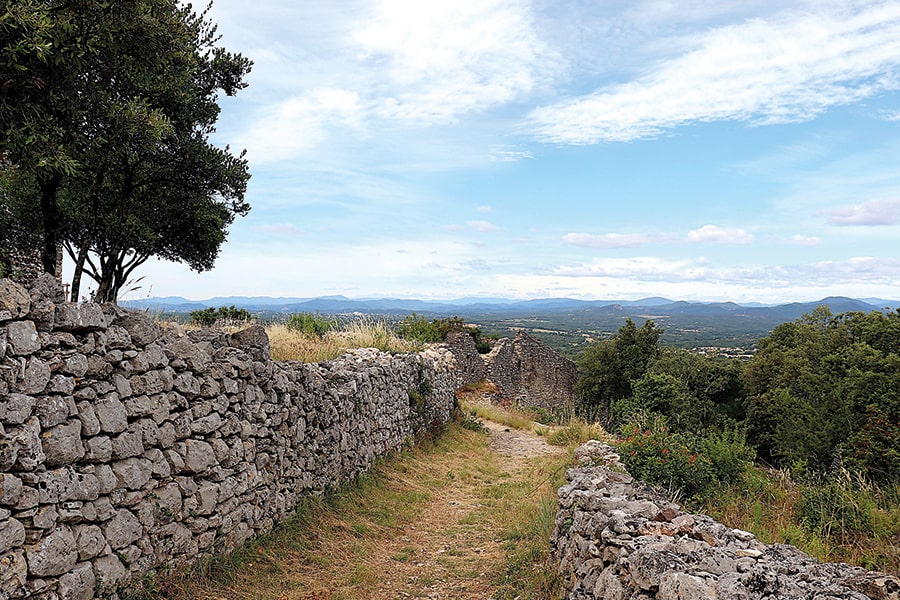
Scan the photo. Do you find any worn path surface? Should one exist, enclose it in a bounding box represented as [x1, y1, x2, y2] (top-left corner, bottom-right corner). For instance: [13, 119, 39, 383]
[185, 421, 566, 600]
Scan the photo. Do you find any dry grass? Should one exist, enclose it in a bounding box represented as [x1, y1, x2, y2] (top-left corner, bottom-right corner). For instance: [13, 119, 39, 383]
[267, 318, 420, 362]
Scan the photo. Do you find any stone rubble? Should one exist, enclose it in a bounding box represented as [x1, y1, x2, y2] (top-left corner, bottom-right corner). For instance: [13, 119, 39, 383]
[554, 440, 900, 600]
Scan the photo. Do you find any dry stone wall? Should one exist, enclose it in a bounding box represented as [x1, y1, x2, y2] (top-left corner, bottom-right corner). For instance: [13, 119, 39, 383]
[0, 277, 465, 599]
[553, 441, 900, 600]
[482, 331, 578, 411]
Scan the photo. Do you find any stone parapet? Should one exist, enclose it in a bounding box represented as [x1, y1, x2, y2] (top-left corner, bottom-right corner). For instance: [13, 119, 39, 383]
[553, 441, 900, 600]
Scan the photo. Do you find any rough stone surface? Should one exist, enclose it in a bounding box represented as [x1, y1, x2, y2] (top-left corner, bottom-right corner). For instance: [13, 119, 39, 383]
[553, 441, 900, 600]
[0, 280, 30, 321]
[1, 290, 503, 598]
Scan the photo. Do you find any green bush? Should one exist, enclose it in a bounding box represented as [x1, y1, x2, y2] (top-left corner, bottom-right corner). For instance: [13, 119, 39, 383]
[285, 312, 336, 337]
[397, 313, 442, 343]
[616, 415, 715, 499]
[190, 305, 254, 327]
[700, 426, 755, 485]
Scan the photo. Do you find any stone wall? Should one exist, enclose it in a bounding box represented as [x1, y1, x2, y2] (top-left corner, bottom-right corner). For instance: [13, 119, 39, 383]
[0, 277, 468, 599]
[552, 441, 900, 600]
[482, 331, 578, 412]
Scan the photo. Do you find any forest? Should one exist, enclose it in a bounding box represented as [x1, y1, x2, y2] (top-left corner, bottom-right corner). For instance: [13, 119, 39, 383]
[576, 307, 900, 572]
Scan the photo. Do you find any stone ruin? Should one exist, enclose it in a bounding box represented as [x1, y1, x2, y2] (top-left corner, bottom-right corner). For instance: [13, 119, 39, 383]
[445, 329, 579, 412]
[553, 441, 900, 600]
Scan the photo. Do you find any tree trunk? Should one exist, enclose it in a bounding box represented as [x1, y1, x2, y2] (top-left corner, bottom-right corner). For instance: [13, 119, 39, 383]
[69, 242, 89, 302]
[38, 172, 63, 277]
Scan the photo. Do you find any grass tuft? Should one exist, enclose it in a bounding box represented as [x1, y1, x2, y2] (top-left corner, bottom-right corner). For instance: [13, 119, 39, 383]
[267, 317, 419, 362]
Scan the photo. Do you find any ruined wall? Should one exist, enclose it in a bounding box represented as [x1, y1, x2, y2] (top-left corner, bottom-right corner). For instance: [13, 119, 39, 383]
[0, 277, 465, 599]
[553, 441, 900, 600]
[482, 331, 578, 411]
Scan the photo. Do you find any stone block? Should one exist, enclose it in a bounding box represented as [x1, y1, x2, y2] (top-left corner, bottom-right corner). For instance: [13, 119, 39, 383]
[57, 561, 96, 600]
[0, 518, 25, 554]
[54, 303, 107, 333]
[41, 420, 84, 467]
[0, 394, 35, 426]
[94, 395, 128, 434]
[20, 357, 50, 394]
[0, 280, 30, 320]
[4, 321, 39, 355]
[25, 525, 77, 577]
[103, 508, 142, 549]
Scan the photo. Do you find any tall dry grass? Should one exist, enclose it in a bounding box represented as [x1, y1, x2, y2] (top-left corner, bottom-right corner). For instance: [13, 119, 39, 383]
[267, 318, 420, 362]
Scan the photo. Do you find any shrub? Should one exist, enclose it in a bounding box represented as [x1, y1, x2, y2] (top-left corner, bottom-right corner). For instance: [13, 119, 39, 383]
[285, 312, 336, 337]
[397, 313, 442, 343]
[190, 305, 254, 327]
[616, 414, 716, 499]
[700, 426, 756, 485]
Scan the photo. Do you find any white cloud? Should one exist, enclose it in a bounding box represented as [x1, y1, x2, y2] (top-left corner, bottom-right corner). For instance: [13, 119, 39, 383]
[562, 232, 651, 248]
[548, 257, 709, 281]
[489, 149, 535, 162]
[467, 220, 498, 233]
[355, 0, 561, 124]
[828, 197, 900, 225]
[783, 234, 822, 245]
[529, 3, 900, 144]
[476, 205, 493, 213]
[687, 225, 754, 244]
[238, 88, 365, 164]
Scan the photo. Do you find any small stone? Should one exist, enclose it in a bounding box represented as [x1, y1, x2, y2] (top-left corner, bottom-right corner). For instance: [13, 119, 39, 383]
[0, 518, 25, 554]
[5, 321, 39, 355]
[0, 280, 30, 319]
[57, 561, 96, 600]
[103, 508, 142, 549]
[41, 419, 84, 467]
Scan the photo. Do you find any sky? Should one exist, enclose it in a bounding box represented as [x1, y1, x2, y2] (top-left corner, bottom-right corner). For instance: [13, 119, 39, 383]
[123, 0, 900, 304]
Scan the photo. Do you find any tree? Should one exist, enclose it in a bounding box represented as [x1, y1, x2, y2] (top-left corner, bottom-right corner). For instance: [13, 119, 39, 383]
[577, 318, 662, 423]
[1, 0, 251, 301]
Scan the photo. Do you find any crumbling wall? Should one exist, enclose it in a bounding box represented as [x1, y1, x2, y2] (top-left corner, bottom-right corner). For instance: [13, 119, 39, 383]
[553, 441, 900, 600]
[482, 331, 577, 411]
[0, 277, 463, 599]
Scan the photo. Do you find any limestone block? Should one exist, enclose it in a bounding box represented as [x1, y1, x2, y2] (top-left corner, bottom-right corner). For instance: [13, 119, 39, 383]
[57, 561, 96, 600]
[34, 395, 73, 429]
[115, 314, 160, 347]
[25, 525, 77, 577]
[0, 394, 35, 425]
[0, 518, 25, 554]
[61, 353, 88, 377]
[20, 357, 50, 394]
[54, 303, 107, 333]
[0, 474, 23, 506]
[13, 417, 45, 471]
[111, 428, 144, 460]
[94, 395, 128, 434]
[76, 401, 101, 436]
[41, 420, 84, 467]
[112, 458, 152, 490]
[92, 553, 127, 594]
[32, 505, 58, 529]
[4, 321, 39, 355]
[74, 525, 106, 561]
[46, 374, 75, 395]
[94, 465, 118, 495]
[0, 550, 27, 598]
[182, 439, 215, 474]
[229, 325, 270, 362]
[84, 436, 113, 463]
[113, 374, 132, 400]
[103, 509, 142, 549]
[166, 338, 211, 373]
[0, 280, 30, 320]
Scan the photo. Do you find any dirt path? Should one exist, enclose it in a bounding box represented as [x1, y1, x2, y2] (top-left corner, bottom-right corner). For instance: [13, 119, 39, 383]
[176, 421, 566, 600]
[357, 421, 564, 600]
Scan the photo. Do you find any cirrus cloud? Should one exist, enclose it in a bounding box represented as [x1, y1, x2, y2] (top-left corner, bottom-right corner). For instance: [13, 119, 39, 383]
[529, 3, 900, 144]
[562, 232, 652, 249]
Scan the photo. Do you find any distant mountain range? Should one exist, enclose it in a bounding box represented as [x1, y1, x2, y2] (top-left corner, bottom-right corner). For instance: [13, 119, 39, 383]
[123, 294, 900, 316]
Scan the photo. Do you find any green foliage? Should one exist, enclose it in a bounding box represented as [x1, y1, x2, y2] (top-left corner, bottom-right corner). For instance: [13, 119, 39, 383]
[396, 314, 491, 351]
[744, 307, 900, 481]
[798, 476, 875, 536]
[1, 0, 252, 300]
[699, 426, 756, 485]
[616, 415, 716, 499]
[577, 318, 662, 423]
[284, 312, 336, 337]
[190, 305, 253, 328]
[397, 313, 442, 343]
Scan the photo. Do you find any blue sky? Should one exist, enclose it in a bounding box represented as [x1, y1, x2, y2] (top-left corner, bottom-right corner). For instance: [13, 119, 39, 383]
[127, 0, 900, 303]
